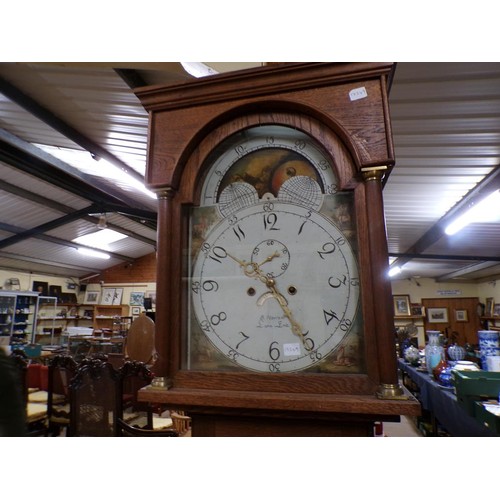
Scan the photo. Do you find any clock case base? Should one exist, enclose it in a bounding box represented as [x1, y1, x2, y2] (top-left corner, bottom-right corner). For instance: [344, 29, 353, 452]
[138, 386, 420, 436]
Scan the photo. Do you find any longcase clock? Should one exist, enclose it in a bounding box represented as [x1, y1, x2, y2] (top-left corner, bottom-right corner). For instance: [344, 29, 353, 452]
[135, 63, 420, 436]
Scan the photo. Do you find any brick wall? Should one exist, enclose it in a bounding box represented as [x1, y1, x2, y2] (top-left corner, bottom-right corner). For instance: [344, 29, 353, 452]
[87, 252, 156, 284]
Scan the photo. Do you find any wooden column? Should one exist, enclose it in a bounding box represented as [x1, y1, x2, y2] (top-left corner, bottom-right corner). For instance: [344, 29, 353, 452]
[362, 167, 404, 399]
[151, 188, 175, 377]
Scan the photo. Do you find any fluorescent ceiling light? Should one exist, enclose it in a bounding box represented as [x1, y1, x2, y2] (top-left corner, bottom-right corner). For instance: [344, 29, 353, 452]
[33, 144, 157, 199]
[388, 266, 402, 277]
[181, 62, 219, 78]
[77, 247, 110, 259]
[445, 189, 500, 235]
[73, 229, 127, 251]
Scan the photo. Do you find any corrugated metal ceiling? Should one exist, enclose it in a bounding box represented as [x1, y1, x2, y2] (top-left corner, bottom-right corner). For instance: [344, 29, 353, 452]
[0, 62, 499, 283]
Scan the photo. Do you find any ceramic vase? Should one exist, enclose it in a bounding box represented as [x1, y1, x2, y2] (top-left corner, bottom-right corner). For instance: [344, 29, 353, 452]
[404, 345, 420, 366]
[432, 357, 448, 381]
[425, 330, 444, 375]
[438, 365, 453, 388]
[477, 330, 500, 370]
[447, 343, 466, 362]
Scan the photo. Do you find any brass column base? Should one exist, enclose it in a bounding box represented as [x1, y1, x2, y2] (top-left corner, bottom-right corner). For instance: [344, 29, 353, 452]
[376, 383, 409, 400]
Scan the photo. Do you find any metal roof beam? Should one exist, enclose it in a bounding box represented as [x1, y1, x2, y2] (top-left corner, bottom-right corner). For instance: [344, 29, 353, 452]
[0, 74, 144, 183]
[0, 128, 154, 211]
[0, 181, 156, 246]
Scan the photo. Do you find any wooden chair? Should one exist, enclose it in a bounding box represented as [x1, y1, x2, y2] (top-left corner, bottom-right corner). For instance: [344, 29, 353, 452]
[170, 410, 192, 437]
[46, 354, 77, 436]
[1, 350, 28, 436]
[118, 360, 156, 429]
[10, 351, 47, 436]
[117, 418, 178, 437]
[68, 358, 119, 437]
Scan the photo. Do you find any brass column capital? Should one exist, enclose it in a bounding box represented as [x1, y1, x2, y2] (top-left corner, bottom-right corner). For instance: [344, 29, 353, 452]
[361, 165, 388, 183]
[155, 187, 176, 200]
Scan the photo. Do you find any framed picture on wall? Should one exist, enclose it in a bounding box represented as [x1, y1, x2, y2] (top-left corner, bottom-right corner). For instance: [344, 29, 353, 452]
[101, 288, 115, 305]
[427, 307, 449, 323]
[393, 294, 411, 317]
[84, 291, 100, 305]
[485, 297, 494, 317]
[130, 291, 145, 306]
[32, 281, 49, 296]
[112, 288, 123, 305]
[410, 303, 424, 317]
[145, 290, 156, 307]
[455, 309, 468, 322]
[49, 285, 62, 299]
[131, 306, 141, 316]
[493, 303, 500, 317]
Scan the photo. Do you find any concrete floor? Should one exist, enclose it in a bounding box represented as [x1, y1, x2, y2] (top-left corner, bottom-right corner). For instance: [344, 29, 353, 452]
[381, 415, 423, 437]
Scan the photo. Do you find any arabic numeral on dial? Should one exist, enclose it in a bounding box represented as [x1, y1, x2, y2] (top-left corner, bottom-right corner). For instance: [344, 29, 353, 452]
[202, 280, 219, 292]
[210, 312, 227, 326]
[318, 159, 329, 171]
[235, 331, 249, 350]
[326, 183, 338, 195]
[309, 350, 322, 362]
[200, 320, 210, 332]
[269, 363, 281, 373]
[263, 213, 279, 231]
[303, 331, 315, 352]
[234, 145, 246, 157]
[294, 139, 306, 150]
[269, 341, 280, 361]
[317, 242, 336, 259]
[324, 309, 339, 326]
[232, 224, 245, 241]
[263, 202, 274, 212]
[208, 245, 227, 264]
[350, 278, 360, 287]
[328, 275, 347, 288]
[339, 318, 352, 332]
[191, 280, 200, 294]
[228, 349, 239, 361]
[266, 136, 275, 145]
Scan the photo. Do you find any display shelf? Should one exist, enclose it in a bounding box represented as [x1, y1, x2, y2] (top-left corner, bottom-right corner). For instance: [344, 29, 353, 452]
[93, 305, 130, 332]
[0, 290, 39, 344]
[0, 292, 16, 338]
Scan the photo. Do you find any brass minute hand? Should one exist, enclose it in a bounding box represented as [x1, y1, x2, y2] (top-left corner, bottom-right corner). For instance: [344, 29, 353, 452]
[266, 281, 308, 347]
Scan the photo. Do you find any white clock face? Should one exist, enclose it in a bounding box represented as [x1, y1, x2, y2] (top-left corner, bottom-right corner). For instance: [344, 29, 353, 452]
[190, 200, 360, 373]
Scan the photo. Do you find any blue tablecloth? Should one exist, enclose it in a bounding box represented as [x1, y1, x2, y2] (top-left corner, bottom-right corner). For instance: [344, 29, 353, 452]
[398, 359, 496, 437]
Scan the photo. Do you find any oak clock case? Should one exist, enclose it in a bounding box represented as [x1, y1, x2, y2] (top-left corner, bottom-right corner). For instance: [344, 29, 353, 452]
[185, 125, 364, 375]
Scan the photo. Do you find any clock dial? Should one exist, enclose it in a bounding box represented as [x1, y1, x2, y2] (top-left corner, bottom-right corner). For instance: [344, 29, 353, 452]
[190, 201, 360, 373]
[186, 125, 364, 374]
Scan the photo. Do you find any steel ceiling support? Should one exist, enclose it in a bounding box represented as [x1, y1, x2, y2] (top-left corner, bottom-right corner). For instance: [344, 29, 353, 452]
[0, 128, 154, 212]
[0, 222, 135, 263]
[0, 74, 144, 183]
[0, 250, 101, 275]
[114, 68, 148, 89]
[0, 180, 157, 246]
[388, 164, 500, 272]
[436, 261, 500, 282]
[389, 252, 500, 262]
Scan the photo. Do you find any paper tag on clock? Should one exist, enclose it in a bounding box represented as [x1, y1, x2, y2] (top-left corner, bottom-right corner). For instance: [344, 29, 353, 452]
[283, 343, 301, 356]
[349, 86, 368, 101]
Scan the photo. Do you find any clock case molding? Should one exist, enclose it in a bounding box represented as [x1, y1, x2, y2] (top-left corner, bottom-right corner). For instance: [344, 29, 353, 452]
[135, 63, 419, 435]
